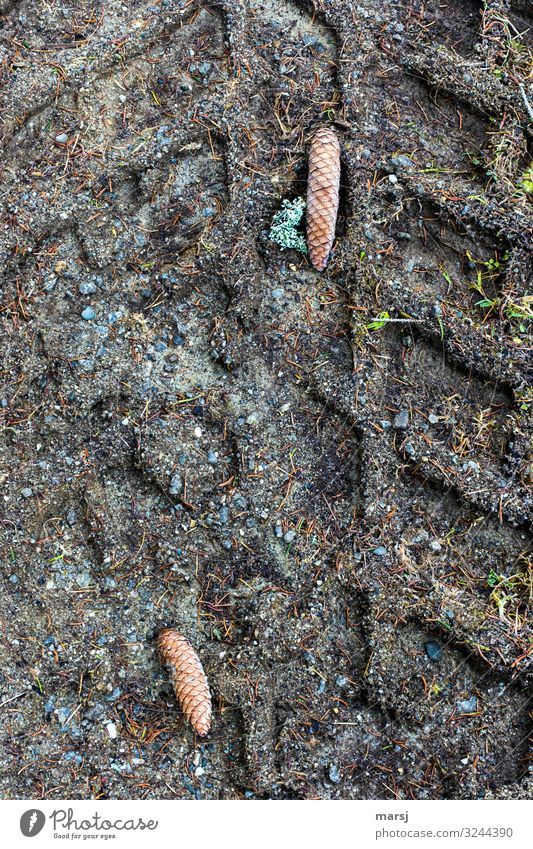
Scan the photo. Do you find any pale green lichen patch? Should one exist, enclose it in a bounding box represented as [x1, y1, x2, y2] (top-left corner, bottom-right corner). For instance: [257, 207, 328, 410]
[269, 197, 308, 253]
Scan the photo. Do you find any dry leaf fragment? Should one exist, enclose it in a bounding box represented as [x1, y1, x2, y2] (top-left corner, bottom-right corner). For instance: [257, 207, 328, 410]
[158, 628, 212, 736]
[306, 127, 341, 271]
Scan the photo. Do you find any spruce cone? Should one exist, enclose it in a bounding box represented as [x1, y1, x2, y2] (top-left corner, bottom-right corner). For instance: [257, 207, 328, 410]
[306, 127, 341, 271]
[158, 628, 212, 736]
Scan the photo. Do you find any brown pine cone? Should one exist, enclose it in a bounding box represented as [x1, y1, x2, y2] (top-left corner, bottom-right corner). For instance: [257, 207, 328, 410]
[306, 127, 341, 271]
[158, 628, 212, 736]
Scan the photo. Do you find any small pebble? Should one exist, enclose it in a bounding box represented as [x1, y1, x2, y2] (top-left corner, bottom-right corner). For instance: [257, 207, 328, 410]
[169, 474, 182, 496]
[81, 307, 96, 321]
[55, 132, 68, 143]
[425, 641, 443, 662]
[21, 487, 33, 498]
[412, 530, 429, 544]
[66, 508, 77, 526]
[106, 722, 118, 740]
[76, 572, 92, 588]
[393, 409, 409, 429]
[457, 696, 478, 714]
[44, 696, 56, 717]
[429, 540, 442, 553]
[328, 764, 341, 784]
[63, 751, 83, 765]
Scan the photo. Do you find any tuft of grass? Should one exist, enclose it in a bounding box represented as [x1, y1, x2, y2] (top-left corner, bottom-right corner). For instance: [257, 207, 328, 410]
[519, 163, 533, 194]
[486, 559, 532, 624]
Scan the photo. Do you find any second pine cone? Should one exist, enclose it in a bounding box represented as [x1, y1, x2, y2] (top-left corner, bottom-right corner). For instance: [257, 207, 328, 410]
[158, 628, 212, 737]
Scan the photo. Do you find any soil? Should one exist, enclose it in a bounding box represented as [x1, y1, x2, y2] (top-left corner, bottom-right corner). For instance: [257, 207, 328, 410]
[0, 0, 532, 800]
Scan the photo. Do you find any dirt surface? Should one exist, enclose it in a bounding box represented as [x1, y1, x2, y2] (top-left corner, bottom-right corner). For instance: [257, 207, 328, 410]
[0, 0, 532, 800]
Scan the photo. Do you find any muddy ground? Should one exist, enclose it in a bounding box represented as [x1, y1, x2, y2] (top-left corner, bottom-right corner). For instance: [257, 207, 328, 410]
[0, 0, 532, 800]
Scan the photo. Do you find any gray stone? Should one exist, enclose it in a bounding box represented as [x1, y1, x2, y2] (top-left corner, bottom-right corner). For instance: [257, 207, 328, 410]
[66, 509, 76, 526]
[412, 530, 429, 544]
[424, 641, 442, 662]
[328, 764, 341, 784]
[63, 751, 83, 765]
[21, 487, 33, 498]
[76, 572, 92, 588]
[169, 474, 182, 496]
[81, 307, 96, 321]
[393, 409, 409, 429]
[391, 154, 414, 171]
[44, 696, 56, 716]
[457, 696, 478, 714]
